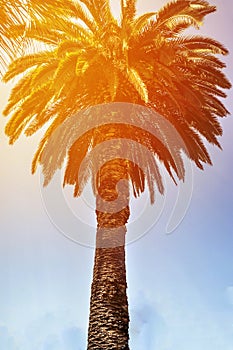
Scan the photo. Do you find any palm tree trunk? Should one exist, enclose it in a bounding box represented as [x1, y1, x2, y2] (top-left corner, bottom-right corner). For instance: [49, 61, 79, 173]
[87, 167, 130, 349]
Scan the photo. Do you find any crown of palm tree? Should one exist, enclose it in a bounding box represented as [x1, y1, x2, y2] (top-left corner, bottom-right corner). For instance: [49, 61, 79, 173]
[2, 0, 231, 200]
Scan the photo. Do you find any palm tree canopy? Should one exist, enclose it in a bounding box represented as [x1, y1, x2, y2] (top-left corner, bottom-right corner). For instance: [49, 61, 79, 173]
[2, 0, 231, 200]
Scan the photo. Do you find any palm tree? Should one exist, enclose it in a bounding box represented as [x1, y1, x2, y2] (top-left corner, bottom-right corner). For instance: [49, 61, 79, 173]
[1, 0, 231, 348]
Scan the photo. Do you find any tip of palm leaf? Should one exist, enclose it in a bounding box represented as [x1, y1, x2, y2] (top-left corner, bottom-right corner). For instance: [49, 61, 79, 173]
[31, 155, 39, 174]
[7, 133, 17, 145]
[8, 131, 21, 144]
[43, 175, 50, 187]
[25, 128, 35, 137]
[2, 75, 9, 83]
[196, 20, 203, 27]
[215, 141, 222, 150]
[2, 107, 10, 116]
[2, 69, 14, 82]
[150, 196, 155, 205]
[8, 138, 14, 145]
[74, 185, 81, 197]
[169, 170, 178, 185]
[31, 167, 36, 175]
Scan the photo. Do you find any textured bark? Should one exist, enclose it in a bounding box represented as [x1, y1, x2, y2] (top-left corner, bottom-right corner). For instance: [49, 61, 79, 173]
[87, 160, 130, 349]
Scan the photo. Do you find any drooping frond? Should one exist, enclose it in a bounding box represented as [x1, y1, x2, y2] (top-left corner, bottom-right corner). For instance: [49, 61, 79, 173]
[3, 51, 56, 82]
[179, 35, 229, 55]
[122, 0, 137, 22]
[5, 83, 54, 143]
[155, 0, 216, 32]
[26, 0, 76, 21]
[79, 0, 115, 25]
[130, 12, 156, 37]
[126, 67, 148, 103]
[66, 0, 98, 33]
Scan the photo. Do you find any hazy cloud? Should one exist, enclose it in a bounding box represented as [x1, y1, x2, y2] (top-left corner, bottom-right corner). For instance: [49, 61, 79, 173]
[128, 287, 233, 350]
[226, 286, 233, 306]
[0, 310, 85, 350]
[129, 291, 166, 350]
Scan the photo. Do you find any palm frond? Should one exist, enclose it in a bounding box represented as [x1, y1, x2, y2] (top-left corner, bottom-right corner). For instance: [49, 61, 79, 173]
[180, 36, 229, 55]
[3, 51, 56, 82]
[130, 12, 156, 37]
[52, 52, 79, 93]
[155, 0, 215, 32]
[0, 0, 27, 75]
[125, 0, 137, 21]
[80, 0, 114, 25]
[5, 84, 53, 143]
[126, 67, 148, 103]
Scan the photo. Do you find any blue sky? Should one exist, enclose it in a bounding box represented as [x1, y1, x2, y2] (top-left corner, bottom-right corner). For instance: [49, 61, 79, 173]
[0, 1, 233, 349]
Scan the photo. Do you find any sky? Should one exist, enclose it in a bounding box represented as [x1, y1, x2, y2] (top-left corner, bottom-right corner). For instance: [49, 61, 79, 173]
[0, 1, 233, 349]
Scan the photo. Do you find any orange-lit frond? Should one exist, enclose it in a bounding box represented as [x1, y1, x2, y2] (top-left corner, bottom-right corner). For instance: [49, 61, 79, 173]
[57, 40, 86, 57]
[71, 1, 98, 33]
[51, 48, 103, 101]
[78, 0, 101, 26]
[90, 0, 115, 24]
[31, 112, 69, 175]
[155, 0, 216, 32]
[24, 108, 54, 137]
[27, 0, 75, 20]
[3, 60, 57, 116]
[130, 12, 156, 36]
[31, 60, 58, 86]
[180, 36, 229, 55]
[53, 52, 79, 94]
[3, 73, 33, 115]
[21, 15, 93, 47]
[121, 0, 138, 26]
[5, 84, 54, 143]
[186, 52, 226, 69]
[3, 50, 56, 82]
[126, 67, 148, 103]
[130, 0, 216, 50]
[8, 22, 59, 46]
[125, 0, 137, 21]
[0, 0, 27, 74]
